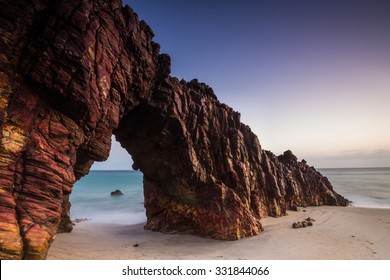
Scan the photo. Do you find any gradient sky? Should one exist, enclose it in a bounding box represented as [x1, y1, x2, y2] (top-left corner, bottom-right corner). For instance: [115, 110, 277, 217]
[93, 0, 390, 170]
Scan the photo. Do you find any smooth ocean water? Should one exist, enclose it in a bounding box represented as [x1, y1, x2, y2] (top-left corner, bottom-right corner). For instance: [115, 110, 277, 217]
[320, 168, 390, 208]
[70, 168, 390, 224]
[70, 170, 145, 224]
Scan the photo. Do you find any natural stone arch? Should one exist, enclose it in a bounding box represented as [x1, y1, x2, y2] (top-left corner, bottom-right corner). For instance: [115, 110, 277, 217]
[112, 76, 347, 240]
[114, 82, 265, 240]
[0, 0, 347, 259]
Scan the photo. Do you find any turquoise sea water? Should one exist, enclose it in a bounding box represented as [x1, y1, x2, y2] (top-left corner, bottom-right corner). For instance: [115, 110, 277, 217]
[70, 168, 390, 224]
[70, 170, 145, 224]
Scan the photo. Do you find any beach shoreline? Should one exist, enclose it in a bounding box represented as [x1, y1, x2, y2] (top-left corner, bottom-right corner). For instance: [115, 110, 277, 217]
[47, 206, 390, 260]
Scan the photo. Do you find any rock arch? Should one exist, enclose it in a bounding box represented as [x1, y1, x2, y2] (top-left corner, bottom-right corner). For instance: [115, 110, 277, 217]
[114, 81, 266, 240]
[0, 0, 347, 259]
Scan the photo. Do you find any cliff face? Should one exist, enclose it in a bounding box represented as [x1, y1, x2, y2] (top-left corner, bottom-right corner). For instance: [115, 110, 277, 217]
[115, 79, 347, 239]
[0, 0, 348, 259]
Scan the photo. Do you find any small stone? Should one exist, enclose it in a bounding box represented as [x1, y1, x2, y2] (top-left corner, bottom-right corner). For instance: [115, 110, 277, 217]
[290, 204, 299, 211]
[133, 244, 139, 247]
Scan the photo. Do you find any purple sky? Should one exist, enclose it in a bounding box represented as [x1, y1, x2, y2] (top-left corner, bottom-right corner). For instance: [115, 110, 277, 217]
[93, 0, 390, 169]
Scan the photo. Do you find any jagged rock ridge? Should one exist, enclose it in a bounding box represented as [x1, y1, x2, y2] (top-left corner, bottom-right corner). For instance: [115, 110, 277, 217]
[0, 0, 348, 259]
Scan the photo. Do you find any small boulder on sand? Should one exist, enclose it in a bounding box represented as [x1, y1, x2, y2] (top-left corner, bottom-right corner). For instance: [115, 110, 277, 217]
[292, 217, 316, 229]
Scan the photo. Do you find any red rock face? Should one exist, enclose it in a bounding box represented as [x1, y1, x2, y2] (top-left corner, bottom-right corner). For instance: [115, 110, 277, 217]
[115, 79, 347, 239]
[0, 0, 348, 259]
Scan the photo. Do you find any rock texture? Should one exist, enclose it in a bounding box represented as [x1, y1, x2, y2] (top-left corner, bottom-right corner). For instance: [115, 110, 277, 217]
[115, 81, 348, 239]
[0, 0, 348, 259]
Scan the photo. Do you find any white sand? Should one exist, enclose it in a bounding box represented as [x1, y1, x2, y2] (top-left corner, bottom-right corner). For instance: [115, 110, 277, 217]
[47, 206, 390, 260]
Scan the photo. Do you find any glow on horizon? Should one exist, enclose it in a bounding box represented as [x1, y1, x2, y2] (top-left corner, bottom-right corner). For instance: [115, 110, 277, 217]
[227, 49, 390, 168]
[93, 0, 390, 170]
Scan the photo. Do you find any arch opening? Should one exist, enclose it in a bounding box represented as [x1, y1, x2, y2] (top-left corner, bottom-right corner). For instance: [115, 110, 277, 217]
[69, 137, 146, 226]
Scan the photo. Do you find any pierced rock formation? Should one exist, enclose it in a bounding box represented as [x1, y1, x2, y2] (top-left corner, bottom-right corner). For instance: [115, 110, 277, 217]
[0, 0, 348, 259]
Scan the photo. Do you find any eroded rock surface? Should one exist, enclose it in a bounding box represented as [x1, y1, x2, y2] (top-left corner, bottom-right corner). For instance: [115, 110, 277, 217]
[0, 0, 347, 259]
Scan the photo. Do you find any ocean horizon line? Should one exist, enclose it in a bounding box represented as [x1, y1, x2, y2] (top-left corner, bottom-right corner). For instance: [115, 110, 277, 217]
[89, 167, 390, 172]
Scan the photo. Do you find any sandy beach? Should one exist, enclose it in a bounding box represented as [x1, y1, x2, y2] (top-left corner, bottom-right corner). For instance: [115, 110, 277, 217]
[47, 206, 390, 260]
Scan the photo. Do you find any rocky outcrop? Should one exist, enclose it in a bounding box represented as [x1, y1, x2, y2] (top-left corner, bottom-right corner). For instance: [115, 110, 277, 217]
[0, 0, 347, 259]
[115, 79, 348, 239]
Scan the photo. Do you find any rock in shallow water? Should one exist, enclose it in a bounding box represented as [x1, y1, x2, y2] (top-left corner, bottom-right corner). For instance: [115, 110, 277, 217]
[111, 190, 124, 196]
